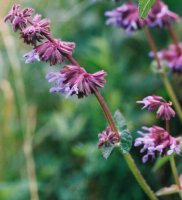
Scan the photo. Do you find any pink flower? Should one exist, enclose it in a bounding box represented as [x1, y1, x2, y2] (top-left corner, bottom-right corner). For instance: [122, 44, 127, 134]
[137, 95, 175, 120]
[157, 103, 175, 120]
[137, 95, 163, 111]
[46, 65, 107, 98]
[146, 1, 179, 28]
[135, 126, 181, 163]
[24, 39, 75, 65]
[157, 43, 182, 73]
[4, 4, 34, 32]
[105, 3, 145, 33]
[98, 127, 120, 148]
[21, 14, 51, 45]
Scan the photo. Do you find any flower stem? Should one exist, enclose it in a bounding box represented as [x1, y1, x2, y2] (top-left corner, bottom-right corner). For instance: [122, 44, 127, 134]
[161, 74, 182, 122]
[123, 153, 158, 200]
[94, 90, 118, 134]
[66, 55, 158, 200]
[167, 25, 181, 54]
[94, 90, 158, 200]
[166, 121, 181, 188]
[145, 27, 161, 69]
[145, 27, 182, 122]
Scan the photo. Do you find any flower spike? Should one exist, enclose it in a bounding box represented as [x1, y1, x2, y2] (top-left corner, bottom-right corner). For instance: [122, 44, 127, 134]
[46, 65, 107, 98]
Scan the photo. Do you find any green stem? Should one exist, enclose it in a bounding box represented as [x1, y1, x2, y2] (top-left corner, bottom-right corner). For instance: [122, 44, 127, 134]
[123, 153, 158, 200]
[161, 74, 182, 122]
[94, 90, 158, 200]
[169, 156, 181, 188]
[166, 120, 182, 199]
[145, 27, 182, 122]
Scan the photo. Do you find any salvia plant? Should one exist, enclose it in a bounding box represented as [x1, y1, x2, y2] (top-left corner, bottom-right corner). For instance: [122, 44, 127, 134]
[4, 0, 182, 199]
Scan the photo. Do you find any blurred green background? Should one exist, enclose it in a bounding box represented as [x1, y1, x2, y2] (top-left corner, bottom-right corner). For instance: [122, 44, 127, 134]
[0, 0, 182, 199]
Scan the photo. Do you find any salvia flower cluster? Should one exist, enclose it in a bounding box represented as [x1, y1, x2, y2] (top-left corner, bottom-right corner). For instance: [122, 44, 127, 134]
[135, 95, 180, 163]
[98, 127, 120, 148]
[105, 1, 182, 73]
[105, 1, 179, 33]
[5, 4, 107, 98]
[135, 126, 181, 163]
[105, 3, 145, 33]
[137, 95, 175, 120]
[157, 43, 182, 73]
[46, 65, 107, 98]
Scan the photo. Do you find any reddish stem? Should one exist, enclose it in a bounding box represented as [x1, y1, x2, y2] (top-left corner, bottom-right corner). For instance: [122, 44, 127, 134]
[145, 27, 161, 69]
[167, 25, 181, 54]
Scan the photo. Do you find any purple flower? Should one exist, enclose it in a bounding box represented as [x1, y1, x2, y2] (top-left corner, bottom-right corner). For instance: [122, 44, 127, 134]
[146, 1, 180, 28]
[34, 39, 75, 65]
[21, 14, 51, 45]
[98, 127, 120, 148]
[105, 3, 145, 33]
[46, 65, 107, 98]
[137, 96, 163, 111]
[137, 95, 175, 120]
[4, 4, 34, 32]
[156, 43, 182, 73]
[23, 49, 40, 64]
[157, 103, 175, 120]
[135, 126, 181, 163]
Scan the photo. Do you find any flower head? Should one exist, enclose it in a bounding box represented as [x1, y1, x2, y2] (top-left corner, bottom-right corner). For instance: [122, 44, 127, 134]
[4, 4, 34, 32]
[137, 95, 163, 111]
[33, 39, 75, 65]
[156, 43, 182, 73]
[156, 103, 175, 120]
[146, 1, 179, 28]
[135, 126, 181, 163]
[98, 127, 120, 148]
[105, 3, 145, 33]
[137, 95, 175, 120]
[21, 14, 51, 45]
[46, 65, 107, 98]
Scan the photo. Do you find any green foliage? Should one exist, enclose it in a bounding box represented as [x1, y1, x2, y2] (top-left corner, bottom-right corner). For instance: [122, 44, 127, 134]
[100, 145, 116, 159]
[114, 110, 133, 154]
[139, 0, 155, 19]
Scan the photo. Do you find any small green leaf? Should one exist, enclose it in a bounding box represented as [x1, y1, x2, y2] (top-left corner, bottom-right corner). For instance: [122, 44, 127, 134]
[156, 185, 182, 196]
[139, 0, 155, 19]
[100, 145, 115, 159]
[114, 110, 127, 132]
[120, 130, 133, 154]
[114, 110, 133, 154]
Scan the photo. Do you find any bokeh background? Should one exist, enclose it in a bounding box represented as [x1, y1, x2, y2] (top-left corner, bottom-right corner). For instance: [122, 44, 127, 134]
[0, 0, 182, 199]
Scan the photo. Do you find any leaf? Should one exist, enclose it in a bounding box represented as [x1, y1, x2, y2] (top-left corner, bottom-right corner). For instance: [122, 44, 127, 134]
[114, 110, 133, 154]
[114, 110, 127, 132]
[100, 145, 115, 159]
[156, 185, 182, 196]
[120, 130, 133, 154]
[139, 0, 155, 19]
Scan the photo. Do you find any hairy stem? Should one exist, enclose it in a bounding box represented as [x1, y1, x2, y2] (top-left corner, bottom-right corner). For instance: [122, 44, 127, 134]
[145, 27, 182, 122]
